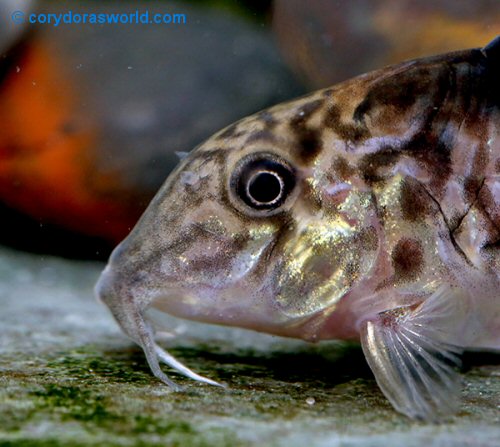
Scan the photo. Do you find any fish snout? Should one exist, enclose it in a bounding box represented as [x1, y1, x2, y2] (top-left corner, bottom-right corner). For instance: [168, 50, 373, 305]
[94, 264, 120, 306]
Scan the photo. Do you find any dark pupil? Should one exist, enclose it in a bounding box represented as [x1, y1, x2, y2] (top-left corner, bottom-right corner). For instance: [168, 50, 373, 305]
[232, 155, 295, 211]
[248, 172, 281, 204]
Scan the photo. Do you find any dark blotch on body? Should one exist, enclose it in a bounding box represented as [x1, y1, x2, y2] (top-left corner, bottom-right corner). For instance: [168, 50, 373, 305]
[463, 176, 484, 204]
[290, 100, 324, 127]
[332, 157, 356, 180]
[396, 63, 454, 191]
[296, 128, 322, 163]
[290, 99, 325, 163]
[353, 67, 434, 123]
[217, 123, 243, 140]
[323, 103, 369, 143]
[358, 149, 400, 184]
[354, 60, 457, 192]
[400, 179, 431, 221]
[391, 238, 424, 281]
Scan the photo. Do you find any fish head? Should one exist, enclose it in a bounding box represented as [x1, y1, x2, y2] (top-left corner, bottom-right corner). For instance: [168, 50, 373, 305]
[97, 94, 383, 339]
[95, 37, 500, 418]
[98, 41, 494, 339]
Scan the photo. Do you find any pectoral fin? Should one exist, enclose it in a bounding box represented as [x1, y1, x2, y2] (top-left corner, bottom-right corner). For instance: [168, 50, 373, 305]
[360, 285, 467, 420]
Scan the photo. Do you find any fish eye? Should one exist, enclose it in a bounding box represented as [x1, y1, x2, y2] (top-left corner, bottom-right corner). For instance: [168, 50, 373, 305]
[231, 153, 296, 211]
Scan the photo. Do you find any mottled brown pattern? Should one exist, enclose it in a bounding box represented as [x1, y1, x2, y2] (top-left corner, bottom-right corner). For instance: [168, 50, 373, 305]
[217, 123, 242, 140]
[470, 143, 489, 178]
[495, 158, 500, 173]
[299, 177, 323, 214]
[290, 100, 325, 163]
[257, 110, 279, 129]
[391, 238, 424, 281]
[358, 150, 400, 184]
[245, 130, 277, 144]
[405, 133, 453, 192]
[332, 157, 356, 181]
[353, 66, 435, 123]
[95, 40, 500, 422]
[464, 176, 484, 203]
[199, 148, 234, 159]
[400, 179, 432, 222]
[323, 103, 369, 143]
[290, 100, 324, 127]
[295, 128, 323, 163]
[353, 57, 459, 195]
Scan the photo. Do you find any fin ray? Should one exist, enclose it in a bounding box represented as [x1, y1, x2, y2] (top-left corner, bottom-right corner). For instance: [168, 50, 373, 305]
[360, 285, 465, 420]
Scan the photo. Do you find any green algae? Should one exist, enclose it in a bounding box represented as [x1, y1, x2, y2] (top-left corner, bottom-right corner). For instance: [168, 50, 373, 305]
[0, 345, 245, 445]
[0, 354, 245, 446]
[44, 348, 154, 385]
[31, 384, 120, 424]
[1, 341, 499, 446]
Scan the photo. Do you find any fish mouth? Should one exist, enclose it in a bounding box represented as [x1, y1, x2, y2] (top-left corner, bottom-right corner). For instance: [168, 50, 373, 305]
[95, 262, 329, 341]
[95, 264, 225, 390]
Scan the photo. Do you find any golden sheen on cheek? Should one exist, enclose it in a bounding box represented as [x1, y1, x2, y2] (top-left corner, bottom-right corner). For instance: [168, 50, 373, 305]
[274, 213, 378, 318]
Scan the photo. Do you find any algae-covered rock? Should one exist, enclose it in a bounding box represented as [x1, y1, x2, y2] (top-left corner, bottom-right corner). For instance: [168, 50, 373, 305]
[0, 246, 499, 446]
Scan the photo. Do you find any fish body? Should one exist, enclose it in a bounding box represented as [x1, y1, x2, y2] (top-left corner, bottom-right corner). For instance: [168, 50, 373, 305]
[96, 37, 500, 420]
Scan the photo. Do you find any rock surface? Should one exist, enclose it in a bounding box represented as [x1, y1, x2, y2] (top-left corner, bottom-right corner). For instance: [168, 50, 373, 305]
[0, 246, 499, 446]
